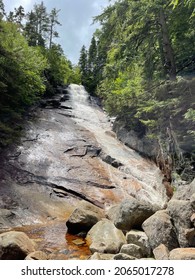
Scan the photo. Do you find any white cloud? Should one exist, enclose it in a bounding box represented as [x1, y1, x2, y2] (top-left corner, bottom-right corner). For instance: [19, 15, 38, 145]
[4, 0, 33, 11]
[3, 0, 109, 64]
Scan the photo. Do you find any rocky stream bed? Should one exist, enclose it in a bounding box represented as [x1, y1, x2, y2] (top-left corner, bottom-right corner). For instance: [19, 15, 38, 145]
[0, 84, 194, 260]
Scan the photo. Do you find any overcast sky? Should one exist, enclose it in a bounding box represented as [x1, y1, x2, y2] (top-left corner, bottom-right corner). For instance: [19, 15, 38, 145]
[3, 0, 110, 64]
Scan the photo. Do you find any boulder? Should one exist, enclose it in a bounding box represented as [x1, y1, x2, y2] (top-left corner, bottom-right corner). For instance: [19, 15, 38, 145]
[142, 210, 179, 251]
[86, 219, 126, 254]
[126, 230, 151, 256]
[66, 201, 104, 234]
[89, 252, 114, 260]
[167, 199, 194, 247]
[114, 197, 155, 231]
[113, 253, 137, 260]
[0, 231, 35, 260]
[169, 248, 195, 260]
[25, 251, 48, 260]
[173, 179, 195, 201]
[120, 244, 143, 259]
[153, 244, 169, 260]
[105, 204, 120, 222]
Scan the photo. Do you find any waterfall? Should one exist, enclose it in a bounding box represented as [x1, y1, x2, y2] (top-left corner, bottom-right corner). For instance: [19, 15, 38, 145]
[68, 84, 89, 106]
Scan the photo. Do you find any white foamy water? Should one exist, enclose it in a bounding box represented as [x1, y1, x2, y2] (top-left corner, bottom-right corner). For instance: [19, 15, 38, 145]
[67, 84, 167, 208]
[68, 84, 89, 105]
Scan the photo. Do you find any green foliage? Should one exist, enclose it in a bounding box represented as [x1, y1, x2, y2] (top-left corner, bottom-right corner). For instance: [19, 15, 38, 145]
[184, 108, 195, 121]
[98, 64, 144, 115]
[44, 44, 77, 96]
[0, 1, 75, 147]
[91, 0, 195, 118]
[0, 20, 48, 147]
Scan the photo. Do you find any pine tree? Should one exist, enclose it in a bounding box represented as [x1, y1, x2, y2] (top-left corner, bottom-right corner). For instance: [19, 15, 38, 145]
[0, 0, 5, 19]
[13, 5, 25, 28]
[48, 8, 61, 49]
[79, 45, 88, 84]
[88, 36, 97, 72]
[24, 1, 49, 47]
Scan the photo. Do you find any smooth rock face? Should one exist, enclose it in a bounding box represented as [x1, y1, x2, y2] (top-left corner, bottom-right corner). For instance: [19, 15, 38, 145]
[142, 210, 179, 251]
[25, 251, 48, 260]
[66, 201, 104, 234]
[86, 219, 126, 254]
[126, 230, 151, 257]
[0, 231, 35, 260]
[167, 199, 194, 247]
[114, 197, 155, 231]
[169, 248, 195, 260]
[120, 244, 143, 259]
[153, 244, 169, 260]
[113, 120, 158, 159]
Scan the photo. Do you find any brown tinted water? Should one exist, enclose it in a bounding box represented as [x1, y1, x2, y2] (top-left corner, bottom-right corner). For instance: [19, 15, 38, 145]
[13, 220, 91, 260]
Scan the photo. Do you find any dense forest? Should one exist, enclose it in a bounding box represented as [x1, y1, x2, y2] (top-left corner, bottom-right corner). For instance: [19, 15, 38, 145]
[79, 0, 195, 182]
[0, 0, 194, 182]
[0, 0, 80, 147]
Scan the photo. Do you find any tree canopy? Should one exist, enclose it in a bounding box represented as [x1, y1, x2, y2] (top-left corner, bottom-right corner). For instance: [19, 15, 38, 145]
[0, 1, 80, 147]
[78, 0, 195, 180]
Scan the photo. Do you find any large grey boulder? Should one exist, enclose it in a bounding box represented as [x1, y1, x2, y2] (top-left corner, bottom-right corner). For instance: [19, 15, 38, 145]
[167, 199, 194, 247]
[126, 230, 151, 257]
[0, 231, 35, 260]
[120, 244, 143, 259]
[169, 248, 195, 260]
[86, 219, 126, 254]
[66, 201, 104, 234]
[114, 197, 155, 231]
[142, 210, 179, 251]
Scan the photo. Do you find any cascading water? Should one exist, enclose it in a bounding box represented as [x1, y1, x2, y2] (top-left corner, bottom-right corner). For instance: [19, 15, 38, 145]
[68, 84, 89, 105]
[66, 84, 168, 208]
[0, 83, 168, 260]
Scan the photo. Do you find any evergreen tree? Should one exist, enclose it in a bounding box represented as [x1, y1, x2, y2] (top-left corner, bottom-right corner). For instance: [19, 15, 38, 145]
[13, 5, 25, 28]
[48, 8, 61, 49]
[24, 11, 38, 46]
[79, 45, 88, 85]
[88, 36, 97, 72]
[0, 0, 5, 19]
[24, 1, 49, 47]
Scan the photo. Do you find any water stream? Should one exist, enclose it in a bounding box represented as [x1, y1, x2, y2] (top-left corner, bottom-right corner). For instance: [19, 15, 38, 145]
[0, 84, 167, 259]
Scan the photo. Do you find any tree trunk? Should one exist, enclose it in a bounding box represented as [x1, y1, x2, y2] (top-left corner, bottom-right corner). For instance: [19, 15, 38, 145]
[49, 23, 53, 49]
[159, 8, 177, 81]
